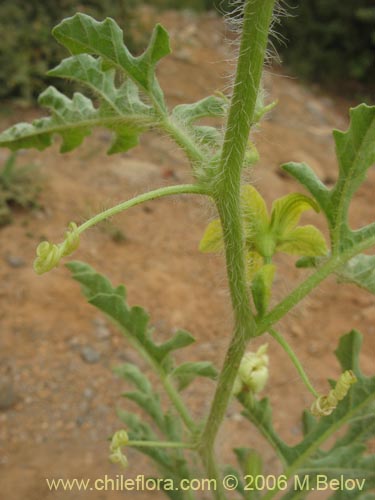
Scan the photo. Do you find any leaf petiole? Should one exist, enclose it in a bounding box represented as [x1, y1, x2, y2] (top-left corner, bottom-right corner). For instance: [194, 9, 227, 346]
[128, 440, 195, 449]
[269, 328, 319, 398]
[257, 231, 375, 336]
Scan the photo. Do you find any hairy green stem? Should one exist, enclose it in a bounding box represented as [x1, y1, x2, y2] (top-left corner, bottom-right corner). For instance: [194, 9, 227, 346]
[269, 328, 319, 398]
[198, 0, 276, 492]
[257, 257, 340, 334]
[78, 183, 209, 234]
[161, 374, 197, 432]
[162, 118, 206, 165]
[257, 233, 375, 335]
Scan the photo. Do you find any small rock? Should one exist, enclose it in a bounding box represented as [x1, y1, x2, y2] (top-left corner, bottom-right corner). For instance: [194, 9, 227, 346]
[98, 130, 112, 143]
[80, 346, 101, 364]
[231, 413, 244, 423]
[308, 342, 319, 355]
[142, 205, 153, 214]
[320, 97, 334, 108]
[0, 376, 16, 410]
[5, 255, 26, 268]
[173, 47, 194, 63]
[109, 159, 160, 187]
[96, 404, 110, 416]
[290, 324, 304, 338]
[306, 100, 328, 124]
[76, 416, 85, 427]
[83, 387, 95, 400]
[68, 336, 81, 349]
[116, 349, 145, 368]
[362, 305, 375, 323]
[79, 400, 90, 413]
[93, 318, 111, 341]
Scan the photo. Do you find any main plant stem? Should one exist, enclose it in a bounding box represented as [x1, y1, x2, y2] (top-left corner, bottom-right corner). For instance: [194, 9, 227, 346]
[198, 0, 276, 492]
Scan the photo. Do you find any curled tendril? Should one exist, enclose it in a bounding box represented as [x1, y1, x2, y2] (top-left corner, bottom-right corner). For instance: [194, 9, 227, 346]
[33, 222, 80, 275]
[109, 430, 129, 468]
[311, 370, 357, 417]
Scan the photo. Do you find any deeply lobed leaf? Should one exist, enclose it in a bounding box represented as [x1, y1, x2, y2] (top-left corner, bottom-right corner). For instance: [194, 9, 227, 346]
[171, 361, 218, 391]
[0, 87, 97, 153]
[335, 254, 375, 295]
[282, 104, 375, 253]
[52, 13, 171, 109]
[66, 261, 196, 368]
[0, 82, 155, 155]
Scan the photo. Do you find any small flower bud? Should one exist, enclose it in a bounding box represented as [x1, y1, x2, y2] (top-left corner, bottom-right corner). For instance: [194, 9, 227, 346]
[109, 448, 128, 468]
[110, 429, 129, 451]
[233, 344, 269, 396]
[109, 430, 129, 469]
[33, 222, 79, 275]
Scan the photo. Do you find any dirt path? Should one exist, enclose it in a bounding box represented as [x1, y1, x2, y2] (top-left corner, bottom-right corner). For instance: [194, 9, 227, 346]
[0, 10, 374, 500]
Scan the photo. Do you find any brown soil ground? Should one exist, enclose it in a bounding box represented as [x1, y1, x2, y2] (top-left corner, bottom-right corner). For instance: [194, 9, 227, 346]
[0, 9, 374, 500]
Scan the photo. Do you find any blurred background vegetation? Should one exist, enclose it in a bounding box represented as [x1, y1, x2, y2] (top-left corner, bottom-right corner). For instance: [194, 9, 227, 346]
[0, 0, 374, 101]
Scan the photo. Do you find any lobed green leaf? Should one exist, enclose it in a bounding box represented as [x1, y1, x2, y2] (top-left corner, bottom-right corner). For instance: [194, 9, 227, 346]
[0, 87, 98, 153]
[335, 254, 375, 295]
[52, 13, 170, 109]
[171, 361, 218, 391]
[114, 363, 166, 431]
[0, 14, 173, 154]
[67, 261, 195, 368]
[172, 96, 226, 125]
[282, 104, 375, 252]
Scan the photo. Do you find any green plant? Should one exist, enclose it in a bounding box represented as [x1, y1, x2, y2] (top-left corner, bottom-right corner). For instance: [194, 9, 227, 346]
[0, 2, 374, 499]
[0, 152, 40, 225]
[278, 0, 375, 88]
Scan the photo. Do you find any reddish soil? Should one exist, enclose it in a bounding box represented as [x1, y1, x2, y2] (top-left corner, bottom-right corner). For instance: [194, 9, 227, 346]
[0, 9, 374, 500]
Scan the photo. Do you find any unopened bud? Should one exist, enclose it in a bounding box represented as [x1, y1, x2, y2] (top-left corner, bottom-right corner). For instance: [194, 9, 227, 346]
[109, 430, 129, 469]
[233, 344, 269, 395]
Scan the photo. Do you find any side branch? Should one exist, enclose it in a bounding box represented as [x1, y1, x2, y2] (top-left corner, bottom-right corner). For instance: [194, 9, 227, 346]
[79, 183, 210, 234]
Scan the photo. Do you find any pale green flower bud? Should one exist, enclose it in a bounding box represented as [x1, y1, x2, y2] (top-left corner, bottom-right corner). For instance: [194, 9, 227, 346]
[109, 430, 129, 469]
[110, 429, 129, 451]
[232, 375, 244, 396]
[233, 344, 269, 395]
[33, 222, 80, 275]
[109, 448, 128, 468]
